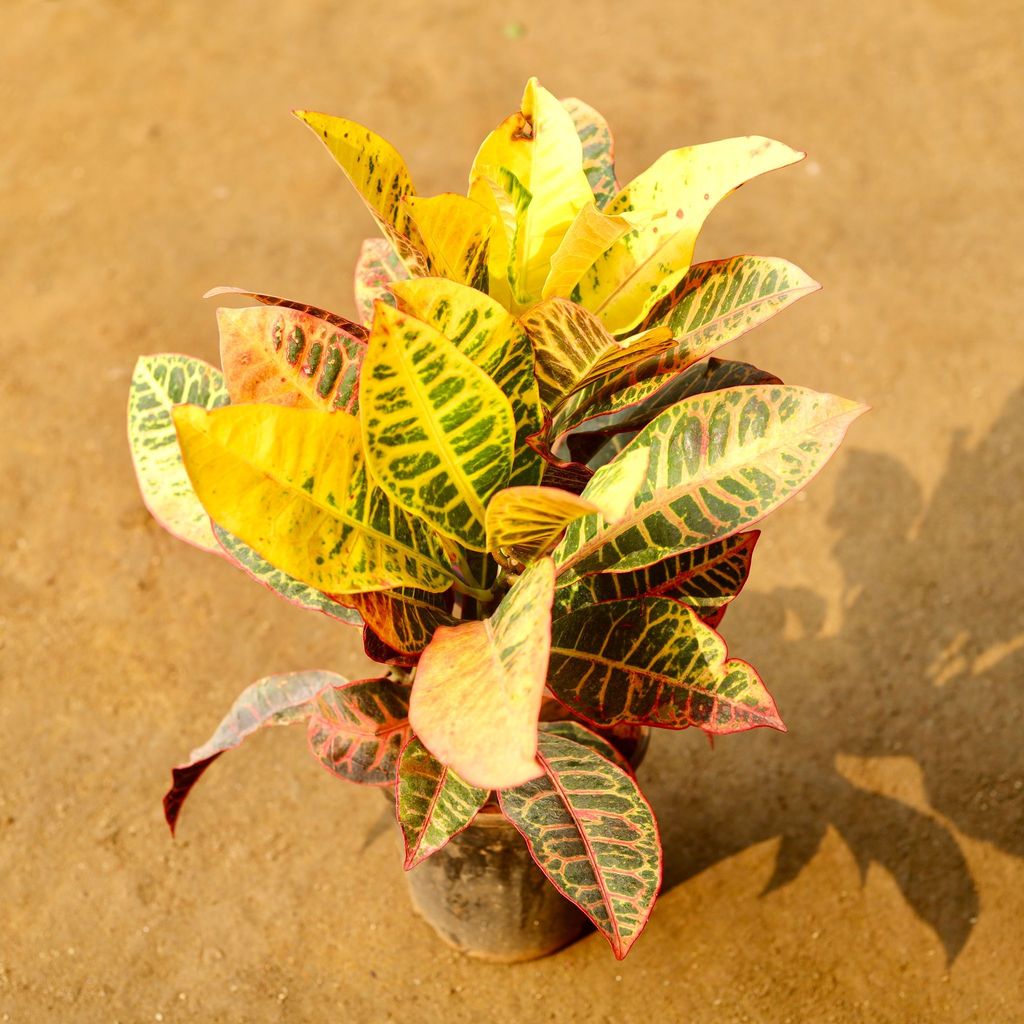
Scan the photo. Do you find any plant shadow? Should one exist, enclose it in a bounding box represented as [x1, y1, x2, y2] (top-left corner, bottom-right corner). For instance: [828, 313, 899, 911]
[644, 386, 1024, 963]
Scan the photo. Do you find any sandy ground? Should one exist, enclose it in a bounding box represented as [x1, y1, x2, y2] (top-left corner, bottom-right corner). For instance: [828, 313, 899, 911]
[2, 0, 1022, 1020]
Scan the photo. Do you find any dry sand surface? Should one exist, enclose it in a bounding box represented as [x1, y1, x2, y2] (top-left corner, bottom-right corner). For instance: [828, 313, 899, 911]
[2, 0, 1022, 1021]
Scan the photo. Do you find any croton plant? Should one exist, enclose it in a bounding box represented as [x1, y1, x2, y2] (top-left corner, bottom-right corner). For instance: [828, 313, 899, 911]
[129, 79, 864, 959]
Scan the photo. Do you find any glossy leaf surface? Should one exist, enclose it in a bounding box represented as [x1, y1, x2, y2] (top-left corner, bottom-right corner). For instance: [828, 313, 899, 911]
[542, 203, 635, 301]
[403, 193, 493, 290]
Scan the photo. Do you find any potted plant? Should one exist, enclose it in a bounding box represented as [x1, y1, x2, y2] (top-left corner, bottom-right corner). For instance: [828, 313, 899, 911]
[128, 78, 865, 962]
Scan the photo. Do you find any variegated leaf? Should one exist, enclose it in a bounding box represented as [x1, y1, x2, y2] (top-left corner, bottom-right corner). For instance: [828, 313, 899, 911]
[363, 625, 416, 668]
[403, 193, 493, 291]
[470, 78, 593, 307]
[354, 237, 408, 326]
[549, 598, 783, 733]
[340, 587, 457, 656]
[360, 303, 515, 549]
[498, 730, 661, 960]
[396, 737, 489, 868]
[204, 286, 369, 337]
[295, 110, 429, 273]
[538, 719, 632, 774]
[391, 277, 544, 487]
[554, 386, 867, 580]
[173, 404, 453, 593]
[542, 203, 635, 302]
[409, 558, 556, 789]
[164, 670, 337, 834]
[128, 354, 229, 553]
[217, 304, 363, 413]
[214, 524, 363, 626]
[307, 676, 410, 785]
[567, 138, 804, 333]
[561, 97, 617, 208]
[554, 531, 759, 618]
[465, 174, 515, 308]
[485, 447, 647, 561]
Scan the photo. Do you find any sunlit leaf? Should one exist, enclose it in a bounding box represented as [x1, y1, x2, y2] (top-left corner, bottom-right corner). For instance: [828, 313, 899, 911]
[561, 97, 618, 208]
[360, 303, 515, 549]
[173, 404, 452, 593]
[396, 737, 489, 868]
[128, 354, 229, 553]
[204, 286, 369, 336]
[403, 193, 494, 290]
[542, 203, 635, 301]
[498, 730, 661, 959]
[354, 238, 407, 326]
[307, 676, 410, 785]
[409, 558, 556, 789]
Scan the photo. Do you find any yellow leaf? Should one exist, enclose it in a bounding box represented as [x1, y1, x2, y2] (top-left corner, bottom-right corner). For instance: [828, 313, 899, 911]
[402, 193, 494, 290]
[173, 404, 452, 593]
[409, 558, 556, 789]
[467, 175, 515, 308]
[541, 202, 635, 300]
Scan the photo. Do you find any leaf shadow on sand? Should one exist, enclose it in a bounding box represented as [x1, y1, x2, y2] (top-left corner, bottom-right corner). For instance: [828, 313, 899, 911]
[644, 385, 1024, 963]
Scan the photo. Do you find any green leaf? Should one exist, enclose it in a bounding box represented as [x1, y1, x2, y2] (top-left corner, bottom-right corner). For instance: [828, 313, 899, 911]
[216, 303, 363, 413]
[498, 730, 661, 960]
[213, 525, 362, 626]
[408, 559, 556, 789]
[537, 720, 632, 774]
[561, 97, 617, 208]
[307, 677, 410, 785]
[554, 386, 867, 580]
[549, 598, 783, 733]
[164, 670, 338, 834]
[128, 354, 230, 553]
[391, 277, 544, 487]
[173, 404, 453, 593]
[396, 737, 489, 868]
[339, 587, 457, 656]
[360, 303, 516, 550]
[353, 238, 407, 326]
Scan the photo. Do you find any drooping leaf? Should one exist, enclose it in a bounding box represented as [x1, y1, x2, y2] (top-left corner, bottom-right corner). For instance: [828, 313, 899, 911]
[216, 304, 364, 413]
[554, 386, 867, 580]
[470, 78, 593, 307]
[360, 303, 516, 550]
[294, 110, 429, 273]
[213, 524, 362, 626]
[409, 558, 556, 789]
[391, 277, 544, 487]
[520, 298, 672, 409]
[548, 598, 783, 733]
[128, 354, 230, 553]
[566, 138, 804, 333]
[204, 286, 369, 337]
[163, 670, 337, 834]
[485, 447, 648, 561]
[340, 587, 457, 656]
[498, 730, 661, 960]
[173, 403, 452, 593]
[554, 531, 759, 618]
[307, 676, 410, 785]
[354, 237, 408, 326]
[542, 203, 635, 301]
[561, 97, 618, 208]
[396, 736, 489, 868]
[537, 719, 632, 774]
[403, 193, 493, 291]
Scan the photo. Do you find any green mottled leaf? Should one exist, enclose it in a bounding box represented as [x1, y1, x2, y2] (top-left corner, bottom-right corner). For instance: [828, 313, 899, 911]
[498, 730, 661, 960]
[164, 670, 338, 834]
[307, 677, 410, 785]
[538, 720, 631, 774]
[561, 97, 617, 208]
[396, 737, 489, 868]
[128, 354, 229, 553]
[353, 238, 407, 326]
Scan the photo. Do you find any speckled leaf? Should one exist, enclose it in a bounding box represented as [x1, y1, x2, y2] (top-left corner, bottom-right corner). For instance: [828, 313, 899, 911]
[396, 737, 489, 868]
[163, 670, 338, 834]
[498, 730, 661, 959]
[561, 97, 618, 208]
[308, 677, 410, 785]
[128, 354, 230, 553]
[391, 277, 544, 488]
[213, 524, 362, 626]
[542, 203, 635, 302]
[295, 110, 429, 273]
[409, 558, 556, 789]
[360, 303, 515, 549]
[403, 193, 493, 290]
[173, 404, 452, 593]
[354, 237, 408, 326]
[217, 304, 363, 413]
[470, 78, 593, 307]
[554, 531, 759, 618]
[340, 587, 457, 656]
[554, 386, 867, 580]
[567, 138, 804, 333]
[204, 286, 369, 337]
